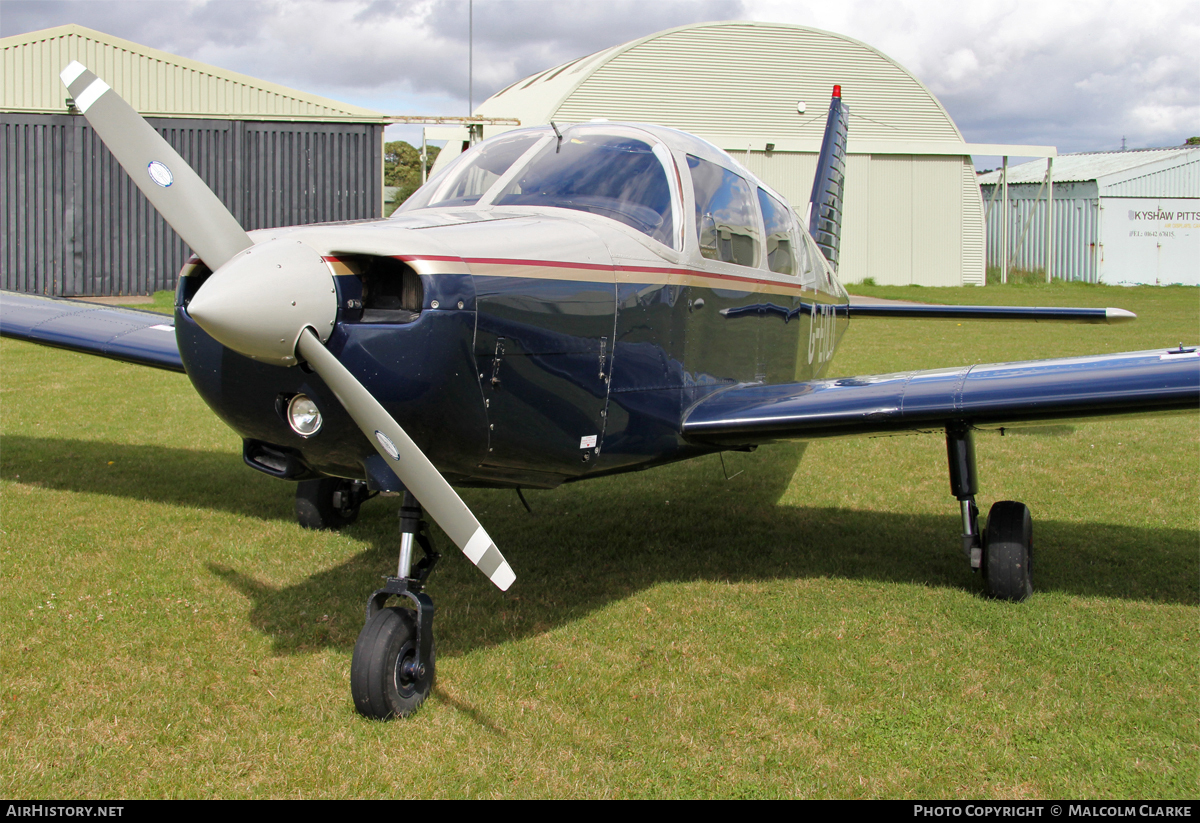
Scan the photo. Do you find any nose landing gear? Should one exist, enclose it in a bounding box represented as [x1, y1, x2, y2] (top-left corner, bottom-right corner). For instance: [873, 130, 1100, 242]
[350, 491, 440, 719]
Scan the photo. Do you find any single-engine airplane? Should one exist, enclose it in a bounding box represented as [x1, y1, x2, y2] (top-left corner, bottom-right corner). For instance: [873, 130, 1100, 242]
[2, 67, 1197, 720]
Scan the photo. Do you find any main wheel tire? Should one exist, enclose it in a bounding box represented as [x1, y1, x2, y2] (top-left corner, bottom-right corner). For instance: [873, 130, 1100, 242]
[295, 478, 360, 530]
[350, 606, 434, 719]
[983, 501, 1033, 602]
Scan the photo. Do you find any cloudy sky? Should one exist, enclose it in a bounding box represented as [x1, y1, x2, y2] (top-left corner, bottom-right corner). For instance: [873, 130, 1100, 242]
[3, 0, 1197, 167]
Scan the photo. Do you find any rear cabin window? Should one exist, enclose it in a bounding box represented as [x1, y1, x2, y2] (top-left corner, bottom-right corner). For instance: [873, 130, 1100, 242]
[801, 231, 831, 291]
[757, 188, 800, 276]
[492, 132, 676, 248]
[688, 155, 760, 268]
[398, 130, 544, 211]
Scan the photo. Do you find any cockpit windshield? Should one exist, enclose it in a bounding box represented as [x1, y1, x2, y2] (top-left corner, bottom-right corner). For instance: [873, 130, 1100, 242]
[492, 128, 678, 249]
[397, 130, 545, 212]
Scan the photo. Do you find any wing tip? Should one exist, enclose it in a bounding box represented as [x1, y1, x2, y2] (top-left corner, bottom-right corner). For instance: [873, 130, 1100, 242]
[1106, 307, 1136, 324]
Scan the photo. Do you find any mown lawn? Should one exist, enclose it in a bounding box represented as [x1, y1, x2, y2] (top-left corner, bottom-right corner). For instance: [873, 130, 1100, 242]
[1, 283, 1195, 798]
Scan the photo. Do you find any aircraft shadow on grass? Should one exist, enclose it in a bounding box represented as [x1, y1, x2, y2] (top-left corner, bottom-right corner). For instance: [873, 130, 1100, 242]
[2, 433, 1196, 659]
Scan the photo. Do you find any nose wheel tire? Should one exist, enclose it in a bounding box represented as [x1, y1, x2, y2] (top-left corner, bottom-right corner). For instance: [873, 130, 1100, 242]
[350, 606, 434, 719]
[295, 478, 363, 530]
[983, 501, 1033, 602]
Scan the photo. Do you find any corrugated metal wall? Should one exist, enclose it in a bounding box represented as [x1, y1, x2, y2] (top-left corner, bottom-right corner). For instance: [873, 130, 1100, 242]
[960, 161, 985, 285]
[1101, 156, 1200, 197]
[982, 181, 1100, 282]
[2, 113, 382, 296]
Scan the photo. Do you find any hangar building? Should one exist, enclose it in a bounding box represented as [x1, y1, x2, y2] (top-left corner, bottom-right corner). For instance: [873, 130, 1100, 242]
[978, 148, 1200, 285]
[1, 24, 389, 296]
[428, 21, 1051, 287]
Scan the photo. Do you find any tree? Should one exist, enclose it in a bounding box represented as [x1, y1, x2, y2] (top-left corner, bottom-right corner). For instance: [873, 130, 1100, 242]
[384, 140, 441, 206]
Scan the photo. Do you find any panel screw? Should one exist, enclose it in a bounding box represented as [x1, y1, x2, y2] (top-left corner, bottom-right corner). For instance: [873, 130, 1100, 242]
[457, 300, 464, 309]
[431, 300, 440, 309]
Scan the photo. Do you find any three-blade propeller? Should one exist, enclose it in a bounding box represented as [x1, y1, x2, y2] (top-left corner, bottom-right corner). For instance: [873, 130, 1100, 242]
[60, 61, 515, 591]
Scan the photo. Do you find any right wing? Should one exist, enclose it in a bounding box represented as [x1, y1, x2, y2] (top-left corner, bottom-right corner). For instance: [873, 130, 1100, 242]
[0, 291, 183, 373]
[682, 347, 1200, 446]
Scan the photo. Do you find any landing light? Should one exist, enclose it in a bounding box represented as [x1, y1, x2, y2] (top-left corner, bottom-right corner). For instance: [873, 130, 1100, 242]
[287, 394, 322, 436]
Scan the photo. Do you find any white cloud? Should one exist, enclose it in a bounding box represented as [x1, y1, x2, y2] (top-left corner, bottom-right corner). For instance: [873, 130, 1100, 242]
[4, 0, 1196, 152]
[744, 0, 1200, 151]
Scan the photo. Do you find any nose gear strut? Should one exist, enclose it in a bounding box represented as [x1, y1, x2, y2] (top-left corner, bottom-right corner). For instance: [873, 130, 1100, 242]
[351, 491, 441, 719]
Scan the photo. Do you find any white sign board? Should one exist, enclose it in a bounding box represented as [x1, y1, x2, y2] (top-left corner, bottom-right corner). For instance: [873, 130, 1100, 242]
[1100, 198, 1200, 286]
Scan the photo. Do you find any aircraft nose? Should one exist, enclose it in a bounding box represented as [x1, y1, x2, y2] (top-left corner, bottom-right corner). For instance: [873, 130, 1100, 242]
[187, 238, 339, 366]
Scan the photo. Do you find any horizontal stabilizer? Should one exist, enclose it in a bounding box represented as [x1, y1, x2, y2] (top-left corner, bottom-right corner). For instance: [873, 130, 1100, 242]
[848, 303, 1136, 324]
[682, 347, 1199, 445]
[0, 291, 183, 372]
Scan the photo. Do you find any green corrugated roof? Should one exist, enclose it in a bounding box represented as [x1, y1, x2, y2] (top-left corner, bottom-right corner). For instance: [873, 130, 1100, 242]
[1, 24, 388, 122]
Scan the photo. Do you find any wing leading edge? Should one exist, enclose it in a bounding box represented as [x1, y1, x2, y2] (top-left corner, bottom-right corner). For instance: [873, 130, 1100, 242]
[682, 348, 1200, 446]
[0, 291, 183, 373]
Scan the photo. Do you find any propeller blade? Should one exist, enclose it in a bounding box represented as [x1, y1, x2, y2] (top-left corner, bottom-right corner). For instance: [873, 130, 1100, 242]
[59, 61, 252, 270]
[296, 328, 516, 591]
[56, 65, 511, 591]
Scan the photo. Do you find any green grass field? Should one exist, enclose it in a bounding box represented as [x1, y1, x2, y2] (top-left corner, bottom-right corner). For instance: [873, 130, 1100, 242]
[1, 282, 1196, 798]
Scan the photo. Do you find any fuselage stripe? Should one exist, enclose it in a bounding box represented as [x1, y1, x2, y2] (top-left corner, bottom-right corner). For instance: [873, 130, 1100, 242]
[384, 254, 816, 295]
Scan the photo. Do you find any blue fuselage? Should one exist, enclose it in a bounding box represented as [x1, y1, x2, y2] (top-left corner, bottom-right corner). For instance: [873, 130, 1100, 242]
[176, 253, 848, 490]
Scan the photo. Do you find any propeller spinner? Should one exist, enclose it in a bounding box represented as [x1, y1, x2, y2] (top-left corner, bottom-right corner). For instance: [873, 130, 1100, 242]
[59, 61, 515, 592]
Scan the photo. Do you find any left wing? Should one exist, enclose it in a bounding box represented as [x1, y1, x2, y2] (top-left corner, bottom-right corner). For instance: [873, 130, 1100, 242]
[682, 347, 1200, 446]
[0, 291, 183, 373]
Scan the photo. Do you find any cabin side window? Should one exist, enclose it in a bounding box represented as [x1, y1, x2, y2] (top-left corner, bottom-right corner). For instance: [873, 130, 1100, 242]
[801, 231, 833, 292]
[757, 188, 800, 276]
[688, 155, 760, 268]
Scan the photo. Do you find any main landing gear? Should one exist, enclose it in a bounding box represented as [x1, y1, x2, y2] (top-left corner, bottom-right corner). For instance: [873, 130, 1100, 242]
[295, 478, 373, 530]
[350, 491, 441, 719]
[946, 423, 1033, 602]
